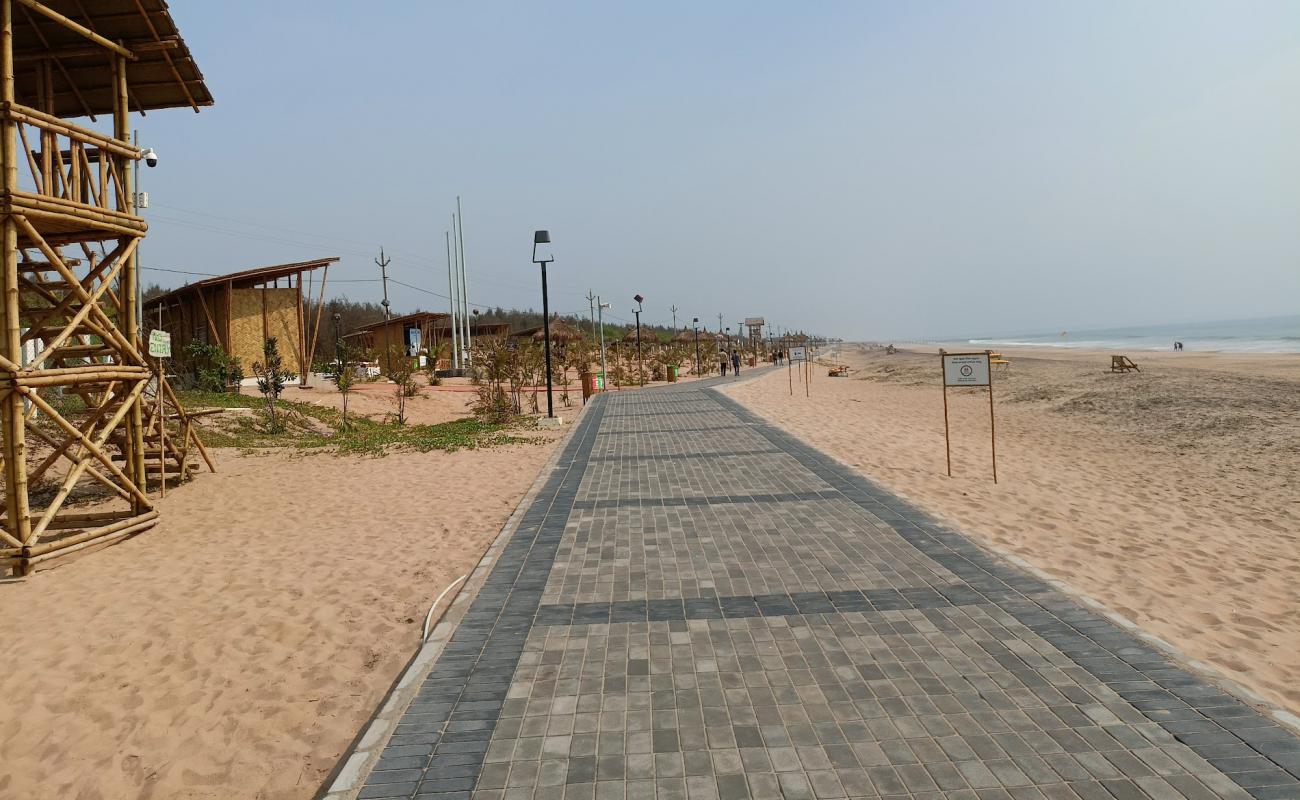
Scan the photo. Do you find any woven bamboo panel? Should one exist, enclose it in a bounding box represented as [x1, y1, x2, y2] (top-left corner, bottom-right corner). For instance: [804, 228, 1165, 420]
[229, 288, 302, 373]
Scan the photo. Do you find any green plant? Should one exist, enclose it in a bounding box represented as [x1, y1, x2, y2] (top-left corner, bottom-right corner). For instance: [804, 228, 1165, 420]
[183, 340, 243, 393]
[252, 337, 287, 432]
[381, 346, 417, 425]
[470, 336, 514, 423]
[333, 344, 357, 430]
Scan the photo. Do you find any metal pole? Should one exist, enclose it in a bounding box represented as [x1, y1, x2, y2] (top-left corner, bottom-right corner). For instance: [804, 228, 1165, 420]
[693, 324, 700, 378]
[376, 247, 391, 373]
[634, 307, 643, 386]
[446, 231, 459, 370]
[670, 304, 677, 332]
[541, 263, 554, 418]
[451, 213, 462, 365]
[457, 197, 471, 364]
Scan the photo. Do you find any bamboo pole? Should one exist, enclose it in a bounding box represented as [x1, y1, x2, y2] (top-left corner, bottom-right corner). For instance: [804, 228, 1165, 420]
[19, 379, 152, 542]
[112, 49, 148, 507]
[156, 357, 164, 496]
[161, 377, 214, 473]
[193, 287, 221, 346]
[19, 237, 125, 335]
[28, 386, 116, 481]
[11, 0, 137, 60]
[305, 263, 328, 379]
[26, 513, 158, 561]
[25, 238, 133, 367]
[0, 0, 32, 554]
[13, 215, 141, 362]
[294, 270, 306, 383]
[26, 419, 131, 501]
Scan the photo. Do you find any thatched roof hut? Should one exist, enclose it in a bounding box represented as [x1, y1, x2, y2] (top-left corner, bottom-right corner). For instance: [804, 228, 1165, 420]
[672, 329, 696, 343]
[512, 320, 587, 343]
[622, 325, 656, 344]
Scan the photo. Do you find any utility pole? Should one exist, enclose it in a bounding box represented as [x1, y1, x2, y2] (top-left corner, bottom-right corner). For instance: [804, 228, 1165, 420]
[446, 230, 459, 370]
[717, 313, 724, 335]
[670, 304, 678, 332]
[376, 247, 392, 375]
[376, 247, 392, 321]
[456, 197, 471, 365]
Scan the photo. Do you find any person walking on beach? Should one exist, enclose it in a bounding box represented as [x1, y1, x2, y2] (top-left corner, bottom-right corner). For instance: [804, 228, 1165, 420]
[731, 350, 741, 376]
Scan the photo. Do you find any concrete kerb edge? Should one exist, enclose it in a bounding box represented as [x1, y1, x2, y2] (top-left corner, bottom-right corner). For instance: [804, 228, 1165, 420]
[319, 406, 590, 800]
[709, 376, 1300, 738]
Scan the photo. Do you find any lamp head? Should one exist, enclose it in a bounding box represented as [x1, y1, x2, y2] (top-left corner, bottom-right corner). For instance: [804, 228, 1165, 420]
[633, 294, 644, 307]
[532, 230, 553, 264]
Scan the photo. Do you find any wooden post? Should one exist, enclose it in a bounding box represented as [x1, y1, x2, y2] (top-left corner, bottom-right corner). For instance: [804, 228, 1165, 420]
[295, 270, 306, 384]
[304, 263, 329, 378]
[787, 354, 792, 396]
[987, 349, 997, 484]
[156, 357, 165, 496]
[0, 0, 33, 556]
[224, 280, 232, 352]
[940, 350, 952, 478]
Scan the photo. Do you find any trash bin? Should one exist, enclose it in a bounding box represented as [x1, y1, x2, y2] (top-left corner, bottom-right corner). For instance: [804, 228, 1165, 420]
[748, 356, 757, 367]
[581, 372, 599, 401]
[666, 365, 679, 383]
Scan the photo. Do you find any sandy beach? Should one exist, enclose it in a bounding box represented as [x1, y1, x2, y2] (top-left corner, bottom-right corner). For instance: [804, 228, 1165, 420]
[721, 344, 1300, 720]
[0, 432, 562, 799]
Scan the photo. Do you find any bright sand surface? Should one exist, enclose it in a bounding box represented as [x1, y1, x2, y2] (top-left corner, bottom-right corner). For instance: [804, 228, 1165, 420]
[0, 434, 562, 799]
[720, 344, 1300, 719]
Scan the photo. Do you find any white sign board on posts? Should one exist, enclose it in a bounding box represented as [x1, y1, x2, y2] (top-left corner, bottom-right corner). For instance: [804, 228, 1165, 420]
[147, 329, 171, 358]
[942, 353, 989, 387]
[790, 346, 807, 361]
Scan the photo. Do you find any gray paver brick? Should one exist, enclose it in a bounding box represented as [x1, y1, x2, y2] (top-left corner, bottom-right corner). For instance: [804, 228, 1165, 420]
[339, 381, 1300, 800]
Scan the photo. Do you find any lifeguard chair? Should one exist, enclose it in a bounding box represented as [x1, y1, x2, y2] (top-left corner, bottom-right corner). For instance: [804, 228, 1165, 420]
[1110, 355, 1141, 373]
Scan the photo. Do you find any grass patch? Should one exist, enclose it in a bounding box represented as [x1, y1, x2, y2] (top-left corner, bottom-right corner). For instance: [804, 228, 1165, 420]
[178, 389, 539, 456]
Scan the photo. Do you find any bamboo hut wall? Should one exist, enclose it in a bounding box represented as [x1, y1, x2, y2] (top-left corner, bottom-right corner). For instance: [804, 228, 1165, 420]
[229, 288, 302, 373]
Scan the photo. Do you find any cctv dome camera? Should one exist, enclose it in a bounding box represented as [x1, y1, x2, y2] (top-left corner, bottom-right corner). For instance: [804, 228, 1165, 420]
[141, 147, 158, 167]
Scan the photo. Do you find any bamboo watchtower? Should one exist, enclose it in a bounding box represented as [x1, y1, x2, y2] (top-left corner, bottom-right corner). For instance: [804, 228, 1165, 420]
[0, 1, 211, 575]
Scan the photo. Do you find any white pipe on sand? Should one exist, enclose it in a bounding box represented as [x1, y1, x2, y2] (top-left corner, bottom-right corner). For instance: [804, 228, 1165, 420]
[422, 574, 468, 641]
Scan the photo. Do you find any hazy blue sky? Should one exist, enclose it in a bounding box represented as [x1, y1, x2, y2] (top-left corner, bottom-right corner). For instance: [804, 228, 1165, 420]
[136, 1, 1300, 340]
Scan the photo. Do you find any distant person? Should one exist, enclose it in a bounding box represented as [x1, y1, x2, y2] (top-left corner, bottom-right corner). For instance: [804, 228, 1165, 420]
[719, 353, 728, 376]
[731, 350, 741, 375]
[1174, 341, 1184, 351]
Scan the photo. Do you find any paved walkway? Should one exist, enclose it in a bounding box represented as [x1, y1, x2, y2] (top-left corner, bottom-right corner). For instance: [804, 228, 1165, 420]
[351, 374, 1300, 800]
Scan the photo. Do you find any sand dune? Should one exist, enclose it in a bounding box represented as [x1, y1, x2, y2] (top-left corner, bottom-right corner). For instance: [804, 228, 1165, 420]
[721, 344, 1300, 719]
[0, 436, 559, 799]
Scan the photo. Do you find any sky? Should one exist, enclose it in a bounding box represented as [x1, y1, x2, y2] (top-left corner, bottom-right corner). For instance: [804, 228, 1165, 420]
[135, 1, 1300, 341]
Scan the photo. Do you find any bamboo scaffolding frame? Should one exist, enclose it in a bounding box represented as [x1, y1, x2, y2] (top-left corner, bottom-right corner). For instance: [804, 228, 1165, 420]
[0, 1, 211, 573]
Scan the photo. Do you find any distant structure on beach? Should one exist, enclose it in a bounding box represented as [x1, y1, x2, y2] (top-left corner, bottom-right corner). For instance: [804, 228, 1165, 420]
[145, 258, 338, 384]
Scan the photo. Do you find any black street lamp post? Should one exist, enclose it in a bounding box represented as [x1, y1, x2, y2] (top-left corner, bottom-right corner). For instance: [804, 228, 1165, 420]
[692, 317, 701, 378]
[533, 230, 555, 418]
[633, 294, 644, 386]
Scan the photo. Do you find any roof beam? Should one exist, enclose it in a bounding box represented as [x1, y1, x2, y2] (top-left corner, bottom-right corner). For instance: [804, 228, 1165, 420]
[129, 0, 196, 112]
[13, 0, 136, 60]
[14, 38, 177, 63]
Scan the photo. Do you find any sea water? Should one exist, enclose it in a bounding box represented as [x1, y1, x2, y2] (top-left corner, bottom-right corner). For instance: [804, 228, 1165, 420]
[968, 314, 1300, 354]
